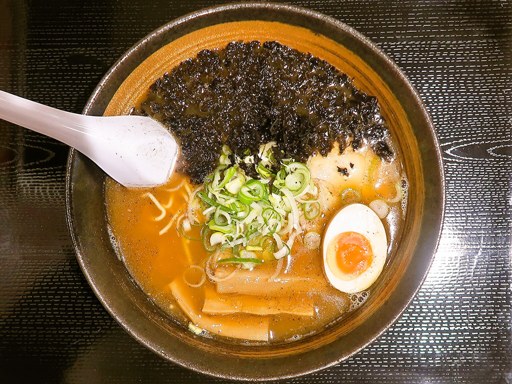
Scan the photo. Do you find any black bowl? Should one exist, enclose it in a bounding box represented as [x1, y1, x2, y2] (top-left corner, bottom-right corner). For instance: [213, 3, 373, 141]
[66, 2, 444, 380]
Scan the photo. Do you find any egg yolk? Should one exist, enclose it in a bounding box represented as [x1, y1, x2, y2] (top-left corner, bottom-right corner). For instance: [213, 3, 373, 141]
[333, 232, 373, 275]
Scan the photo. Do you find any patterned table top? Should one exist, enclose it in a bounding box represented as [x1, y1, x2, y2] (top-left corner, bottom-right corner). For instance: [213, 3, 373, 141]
[0, 1, 510, 383]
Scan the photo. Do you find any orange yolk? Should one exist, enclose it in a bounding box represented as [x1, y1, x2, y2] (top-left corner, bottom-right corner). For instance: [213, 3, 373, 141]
[333, 232, 373, 275]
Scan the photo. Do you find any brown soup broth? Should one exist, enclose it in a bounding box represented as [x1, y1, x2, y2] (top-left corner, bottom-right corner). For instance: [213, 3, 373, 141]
[105, 142, 406, 343]
[105, 40, 407, 343]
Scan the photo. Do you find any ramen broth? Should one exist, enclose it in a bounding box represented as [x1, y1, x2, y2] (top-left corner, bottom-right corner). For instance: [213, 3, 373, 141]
[105, 142, 406, 342]
[105, 40, 407, 343]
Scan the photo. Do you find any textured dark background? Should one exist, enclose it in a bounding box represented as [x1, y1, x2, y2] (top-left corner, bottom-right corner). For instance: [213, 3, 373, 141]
[0, 0, 511, 383]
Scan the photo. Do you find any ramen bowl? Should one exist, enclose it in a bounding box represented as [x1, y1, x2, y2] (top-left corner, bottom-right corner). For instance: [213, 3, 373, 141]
[66, 2, 444, 380]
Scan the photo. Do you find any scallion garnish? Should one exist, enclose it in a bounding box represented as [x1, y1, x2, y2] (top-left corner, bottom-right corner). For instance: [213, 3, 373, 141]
[238, 179, 268, 204]
[192, 142, 320, 264]
[218, 257, 263, 265]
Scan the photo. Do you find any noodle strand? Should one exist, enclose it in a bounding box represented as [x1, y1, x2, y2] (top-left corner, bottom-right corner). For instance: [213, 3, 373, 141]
[159, 211, 180, 235]
[144, 192, 166, 221]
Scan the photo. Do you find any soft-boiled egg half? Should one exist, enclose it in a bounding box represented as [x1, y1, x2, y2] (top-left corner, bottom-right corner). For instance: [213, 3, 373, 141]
[322, 203, 387, 293]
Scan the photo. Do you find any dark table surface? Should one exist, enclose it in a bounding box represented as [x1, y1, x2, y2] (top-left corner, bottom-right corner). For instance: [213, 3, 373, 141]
[0, 1, 511, 383]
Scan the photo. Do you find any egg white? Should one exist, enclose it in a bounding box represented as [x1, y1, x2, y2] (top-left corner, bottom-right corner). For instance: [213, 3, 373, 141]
[322, 203, 387, 293]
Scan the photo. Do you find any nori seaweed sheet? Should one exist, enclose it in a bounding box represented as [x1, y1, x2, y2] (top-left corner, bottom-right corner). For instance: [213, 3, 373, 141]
[138, 41, 393, 183]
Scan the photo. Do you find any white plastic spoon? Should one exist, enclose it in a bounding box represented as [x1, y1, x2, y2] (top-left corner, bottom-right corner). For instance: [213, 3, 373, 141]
[0, 90, 178, 187]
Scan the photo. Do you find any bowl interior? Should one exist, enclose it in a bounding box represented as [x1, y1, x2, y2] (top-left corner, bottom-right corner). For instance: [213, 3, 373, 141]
[66, 3, 444, 380]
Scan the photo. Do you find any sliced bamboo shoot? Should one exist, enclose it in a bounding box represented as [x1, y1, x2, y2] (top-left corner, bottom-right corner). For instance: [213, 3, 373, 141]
[215, 268, 326, 296]
[170, 278, 269, 341]
[203, 285, 315, 316]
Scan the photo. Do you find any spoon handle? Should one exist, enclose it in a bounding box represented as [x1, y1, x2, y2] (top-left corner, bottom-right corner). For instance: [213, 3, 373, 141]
[0, 90, 92, 149]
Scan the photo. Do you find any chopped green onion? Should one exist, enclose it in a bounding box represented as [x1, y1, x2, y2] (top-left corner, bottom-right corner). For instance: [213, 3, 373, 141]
[262, 208, 282, 233]
[196, 144, 320, 261]
[273, 168, 287, 190]
[217, 166, 236, 189]
[256, 162, 273, 178]
[210, 232, 226, 246]
[218, 257, 263, 265]
[246, 245, 263, 251]
[177, 215, 201, 241]
[281, 188, 300, 230]
[208, 221, 235, 234]
[225, 175, 245, 194]
[243, 155, 255, 164]
[258, 141, 276, 166]
[261, 236, 275, 250]
[214, 208, 231, 226]
[246, 220, 263, 235]
[238, 179, 268, 205]
[201, 226, 217, 251]
[221, 145, 232, 156]
[284, 162, 311, 196]
[303, 201, 321, 220]
[226, 200, 250, 219]
[198, 191, 218, 207]
[273, 243, 290, 259]
[202, 206, 216, 217]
